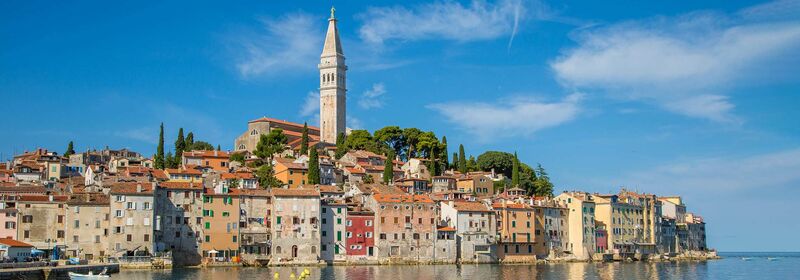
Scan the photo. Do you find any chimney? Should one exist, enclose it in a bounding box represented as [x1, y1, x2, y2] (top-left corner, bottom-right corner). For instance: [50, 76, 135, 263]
[137, 183, 142, 193]
[48, 195, 53, 202]
[214, 150, 218, 157]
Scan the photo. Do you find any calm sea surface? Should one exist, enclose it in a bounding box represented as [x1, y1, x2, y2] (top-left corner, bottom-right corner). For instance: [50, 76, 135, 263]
[115, 252, 800, 280]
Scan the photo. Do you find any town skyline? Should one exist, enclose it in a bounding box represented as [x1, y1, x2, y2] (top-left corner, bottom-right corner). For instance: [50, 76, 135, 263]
[2, 0, 800, 253]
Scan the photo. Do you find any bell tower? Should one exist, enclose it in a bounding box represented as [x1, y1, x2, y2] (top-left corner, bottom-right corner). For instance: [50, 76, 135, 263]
[319, 6, 347, 144]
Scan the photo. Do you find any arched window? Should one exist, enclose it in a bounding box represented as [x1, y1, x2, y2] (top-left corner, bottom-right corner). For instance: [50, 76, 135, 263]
[250, 129, 258, 136]
[292, 245, 298, 258]
[238, 144, 245, 150]
[276, 246, 282, 254]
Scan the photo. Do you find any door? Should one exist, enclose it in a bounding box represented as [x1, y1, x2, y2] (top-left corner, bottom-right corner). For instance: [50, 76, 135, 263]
[292, 245, 298, 258]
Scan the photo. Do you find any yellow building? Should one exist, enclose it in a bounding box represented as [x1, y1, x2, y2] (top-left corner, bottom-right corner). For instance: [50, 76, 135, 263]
[456, 174, 493, 196]
[593, 194, 644, 254]
[164, 168, 202, 183]
[273, 157, 308, 188]
[201, 188, 241, 262]
[554, 192, 596, 260]
[492, 201, 536, 262]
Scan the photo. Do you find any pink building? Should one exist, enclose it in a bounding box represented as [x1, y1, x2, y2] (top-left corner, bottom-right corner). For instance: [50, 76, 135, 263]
[0, 209, 18, 239]
[595, 228, 608, 253]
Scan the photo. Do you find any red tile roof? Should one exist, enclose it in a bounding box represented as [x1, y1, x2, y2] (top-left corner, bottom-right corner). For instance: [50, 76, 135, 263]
[221, 172, 255, 180]
[373, 194, 434, 204]
[0, 238, 33, 247]
[108, 182, 154, 195]
[271, 188, 319, 197]
[248, 117, 321, 132]
[159, 181, 202, 190]
[182, 150, 230, 158]
[452, 201, 492, 212]
[16, 194, 69, 202]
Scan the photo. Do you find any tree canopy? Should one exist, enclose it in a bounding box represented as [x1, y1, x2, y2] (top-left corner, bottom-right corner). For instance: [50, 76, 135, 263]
[255, 128, 288, 161]
[307, 148, 320, 185]
[64, 141, 75, 158]
[155, 123, 165, 169]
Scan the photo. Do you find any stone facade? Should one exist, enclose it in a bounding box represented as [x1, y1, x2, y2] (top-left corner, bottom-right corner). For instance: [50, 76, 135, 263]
[65, 194, 110, 261]
[368, 194, 440, 263]
[439, 201, 497, 263]
[108, 182, 155, 257]
[16, 195, 68, 252]
[270, 188, 321, 264]
[320, 200, 347, 263]
[154, 181, 204, 266]
[239, 189, 271, 262]
[554, 192, 596, 260]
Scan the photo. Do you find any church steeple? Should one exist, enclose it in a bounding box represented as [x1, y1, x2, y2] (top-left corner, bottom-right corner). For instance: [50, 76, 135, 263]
[322, 6, 343, 56]
[319, 6, 347, 144]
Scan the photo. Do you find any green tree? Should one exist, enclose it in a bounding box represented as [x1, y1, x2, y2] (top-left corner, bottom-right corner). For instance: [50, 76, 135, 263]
[374, 126, 405, 157]
[229, 178, 240, 189]
[300, 122, 309, 156]
[403, 128, 423, 159]
[363, 174, 374, 184]
[441, 136, 449, 170]
[217, 145, 221, 151]
[165, 152, 174, 168]
[185, 132, 194, 150]
[476, 151, 515, 177]
[427, 148, 439, 176]
[458, 144, 467, 173]
[533, 164, 554, 196]
[230, 153, 245, 163]
[64, 141, 75, 158]
[416, 131, 439, 158]
[345, 130, 379, 152]
[307, 148, 320, 185]
[335, 132, 347, 159]
[512, 152, 520, 187]
[494, 180, 506, 194]
[467, 155, 477, 172]
[383, 150, 395, 184]
[175, 128, 185, 155]
[255, 164, 282, 189]
[188, 141, 214, 151]
[155, 123, 165, 169]
[255, 128, 288, 162]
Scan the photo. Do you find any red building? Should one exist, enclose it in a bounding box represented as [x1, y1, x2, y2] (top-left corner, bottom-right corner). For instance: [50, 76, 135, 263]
[595, 228, 608, 253]
[346, 208, 375, 256]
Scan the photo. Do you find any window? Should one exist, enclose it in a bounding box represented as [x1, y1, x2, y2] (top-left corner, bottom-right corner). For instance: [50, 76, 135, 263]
[276, 216, 282, 224]
[347, 232, 352, 238]
[115, 210, 123, 217]
[337, 218, 342, 225]
[366, 220, 372, 226]
[366, 232, 372, 238]
[22, 215, 33, 223]
[74, 220, 80, 228]
[57, 230, 65, 238]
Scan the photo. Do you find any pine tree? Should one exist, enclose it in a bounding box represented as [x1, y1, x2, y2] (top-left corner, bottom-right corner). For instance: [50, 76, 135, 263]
[155, 123, 165, 169]
[64, 141, 75, 158]
[307, 148, 320, 185]
[512, 151, 520, 187]
[458, 144, 467, 173]
[217, 145, 221, 151]
[467, 155, 477, 172]
[383, 150, 395, 184]
[300, 122, 309, 156]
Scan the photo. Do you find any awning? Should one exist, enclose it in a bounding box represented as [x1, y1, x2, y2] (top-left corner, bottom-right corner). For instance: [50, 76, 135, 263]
[207, 250, 219, 255]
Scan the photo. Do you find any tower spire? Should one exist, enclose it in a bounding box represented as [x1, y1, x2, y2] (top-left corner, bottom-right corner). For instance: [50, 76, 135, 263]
[330, 6, 336, 19]
[319, 7, 347, 144]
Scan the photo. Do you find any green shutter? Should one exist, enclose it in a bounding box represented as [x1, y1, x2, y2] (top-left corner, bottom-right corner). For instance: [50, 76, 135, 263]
[337, 231, 341, 241]
[205, 222, 210, 229]
[277, 216, 281, 224]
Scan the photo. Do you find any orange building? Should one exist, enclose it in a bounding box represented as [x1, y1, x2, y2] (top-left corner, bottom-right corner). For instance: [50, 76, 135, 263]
[183, 150, 231, 172]
[273, 157, 308, 188]
[493, 201, 537, 262]
[201, 188, 241, 262]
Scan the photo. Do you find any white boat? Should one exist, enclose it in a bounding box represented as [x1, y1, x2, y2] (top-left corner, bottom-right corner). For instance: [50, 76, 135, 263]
[68, 268, 110, 279]
[767, 257, 779, 261]
[741, 257, 752, 261]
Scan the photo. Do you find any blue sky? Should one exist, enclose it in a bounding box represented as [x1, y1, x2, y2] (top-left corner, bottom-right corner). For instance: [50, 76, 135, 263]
[2, 0, 799, 251]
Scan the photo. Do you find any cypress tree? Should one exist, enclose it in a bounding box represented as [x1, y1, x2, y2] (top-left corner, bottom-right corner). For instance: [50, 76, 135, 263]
[383, 150, 395, 184]
[428, 148, 438, 176]
[175, 128, 185, 154]
[155, 123, 165, 169]
[335, 132, 347, 159]
[458, 144, 467, 173]
[307, 148, 320, 185]
[452, 152, 458, 170]
[300, 122, 309, 156]
[64, 141, 75, 157]
[512, 151, 520, 187]
[217, 145, 221, 151]
[441, 136, 448, 170]
[185, 132, 194, 150]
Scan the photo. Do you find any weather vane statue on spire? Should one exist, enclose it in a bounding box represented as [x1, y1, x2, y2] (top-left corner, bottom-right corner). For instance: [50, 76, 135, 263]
[330, 6, 336, 19]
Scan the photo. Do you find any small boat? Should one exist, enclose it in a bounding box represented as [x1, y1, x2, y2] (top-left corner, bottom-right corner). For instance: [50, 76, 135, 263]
[767, 257, 779, 261]
[741, 257, 752, 261]
[68, 268, 110, 279]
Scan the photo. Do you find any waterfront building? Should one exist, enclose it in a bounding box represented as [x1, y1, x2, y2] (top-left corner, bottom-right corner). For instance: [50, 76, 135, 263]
[685, 213, 707, 251]
[593, 194, 645, 255]
[201, 187, 240, 262]
[531, 197, 569, 259]
[65, 193, 109, 261]
[619, 189, 661, 254]
[238, 189, 272, 263]
[554, 192, 596, 260]
[154, 181, 204, 266]
[16, 194, 68, 255]
[345, 206, 375, 259]
[492, 201, 536, 262]
[108, 182, 155, 258]
[0, 208, 18, 240]
[270, 188, 321, 263]
[440, 201, 497, 263]
[320, 199, 347, 263]
[367, 193, 439, 262]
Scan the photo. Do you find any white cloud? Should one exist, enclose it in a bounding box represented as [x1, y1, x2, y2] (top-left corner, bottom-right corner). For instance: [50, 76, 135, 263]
[358, 0, 528, 46]
[616, 148, 800, 194]
[551, 2, 800, 122]
[347, 115, 364, 130]
[358, 83, 387, 109]
[236, 13, 321, 78]
[114, 127, 157, 144]
[300, 91, 320, 117]
[428, 93, 582, 141]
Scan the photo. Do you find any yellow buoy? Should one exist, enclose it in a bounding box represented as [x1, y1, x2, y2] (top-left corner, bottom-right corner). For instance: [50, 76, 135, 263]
[274, 272, 280, 279]
[290, 272, 296, 278]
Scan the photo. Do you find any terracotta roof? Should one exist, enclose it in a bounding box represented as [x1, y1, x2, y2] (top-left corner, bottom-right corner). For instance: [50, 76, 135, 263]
[108, 182, 154, 195]
[437, 226, 456, 232]
[317, 185, 342, 193]
[159, 181, 202, 190]
[273, 157, 307, 170]
[452, 201, 491, 212]
[346, 167, 365, 174]
[0, 186, 48, 194]
[347, 150, 386, 159]
[221, 172, 255, 180]
[373, 194, 434, 204]
[165, 168, 202, 175]
[271, 188, 319, 197]
[248, 117, 321, 132]
[240, 189, 271, 197]
[67, 194, 110, 205]
[0, 238, 33, 247]
[150, 169, 168, 180]
[182, 150, 230, 158]
[16, 194, 69, 203]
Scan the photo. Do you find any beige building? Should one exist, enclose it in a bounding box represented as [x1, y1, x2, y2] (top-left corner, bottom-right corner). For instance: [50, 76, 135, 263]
[65, 194, 110, 261]
[16, 194, 69, 254]
[239, 189, 272, 263]
[554, 192, 596, 260]
[154, 181, 204, 266]
[270, 188, 321, 264]
[594, 194, 645, 254]
[108, 182, 155, 257]
[319, 7, 347, 144]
